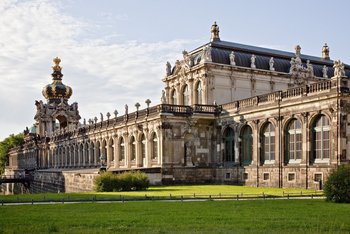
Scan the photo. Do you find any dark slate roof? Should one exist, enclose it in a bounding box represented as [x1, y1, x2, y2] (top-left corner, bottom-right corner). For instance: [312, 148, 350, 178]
[189, 40, 350, 78]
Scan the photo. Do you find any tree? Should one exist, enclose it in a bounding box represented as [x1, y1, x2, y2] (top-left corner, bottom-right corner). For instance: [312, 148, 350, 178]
[324, 164, 350, 203]
[0, 134, 24, 175]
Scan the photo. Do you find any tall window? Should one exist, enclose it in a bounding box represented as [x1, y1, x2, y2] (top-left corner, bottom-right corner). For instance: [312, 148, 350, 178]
[141, 134, 146, 162]
[84, 142, 89, 164]
[312, 115, 330, 161]
[285, 119, 302, 162]
[108, 139, 114, 163]
[223, 128, 234, 162]
[152, 133, 158, 159]
[171, 89, 177, 105]
[261, 122, 275, 163]
[119, 138, 125, 161]
[241, 125, 253, 165]
[130, 136, 136, 161]
[196, 81, 202, 104]
[95, 142, 100, 164]
[182, 85, 189, 105]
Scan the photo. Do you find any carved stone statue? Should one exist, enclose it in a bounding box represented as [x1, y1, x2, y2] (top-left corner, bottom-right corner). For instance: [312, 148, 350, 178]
[333, 60, 345, 77]
[269, 57, 275, 71]
[166, 61, 171, 76]
[114, 109, 118, 118]
[183, 50, 193, 68]
[251, 54, 256, 68]
[100, 113, 103, 122]
[295, 45, 301, 57]
[83, 118, 86, 126]
[322, 65, 328, 78]
[125, 104, 128, 115]
[306, 60, 314, 77]
[229, 51, 236, 66]
[202, 45, 212, 62]
[161, 90, 166, 104]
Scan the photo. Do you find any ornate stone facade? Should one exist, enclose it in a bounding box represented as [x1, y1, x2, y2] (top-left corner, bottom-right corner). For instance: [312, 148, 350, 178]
[4, 22, 350, 193]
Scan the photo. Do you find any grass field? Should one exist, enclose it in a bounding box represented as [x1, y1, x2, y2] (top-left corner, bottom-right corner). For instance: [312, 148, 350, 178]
[0, 199, 349, 234]
[0, 185, 322, 203]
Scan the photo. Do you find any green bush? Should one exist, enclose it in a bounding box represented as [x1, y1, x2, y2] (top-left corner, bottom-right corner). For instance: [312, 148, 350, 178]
[93, 171, 149, 192]
[324, 164, 350, 203]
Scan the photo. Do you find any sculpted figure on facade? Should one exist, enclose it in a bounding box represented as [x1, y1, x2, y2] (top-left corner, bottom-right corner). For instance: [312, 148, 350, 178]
[269, 57, 275, 71]
[250, 54, 256, 68]
[306, 60, 314, 77]
[229, 51, 236, 66]
[202, 45, 212, 63]
[182, 50, 193, 68]
[161, 90, 166, 104]
[125, 104, 128, 115]
[334, 60, 345, 77]
[165, 61, 171, 76]
[100, 113, 103, 122]
[322, 65, 328, 78]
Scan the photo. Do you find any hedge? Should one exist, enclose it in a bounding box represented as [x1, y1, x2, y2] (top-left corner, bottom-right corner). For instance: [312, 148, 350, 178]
[94, 171, 150, 192]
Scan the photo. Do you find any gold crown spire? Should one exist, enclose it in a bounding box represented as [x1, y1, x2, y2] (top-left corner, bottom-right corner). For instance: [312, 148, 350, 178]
[322, 43, 330, 60]
[52, 57, 62, 72]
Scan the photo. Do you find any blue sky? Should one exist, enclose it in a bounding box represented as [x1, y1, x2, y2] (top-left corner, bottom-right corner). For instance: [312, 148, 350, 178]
[1, 0, 350, 140]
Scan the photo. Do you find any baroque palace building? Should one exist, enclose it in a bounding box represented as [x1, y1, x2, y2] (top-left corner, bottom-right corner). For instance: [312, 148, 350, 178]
[4, 22, 350, 193]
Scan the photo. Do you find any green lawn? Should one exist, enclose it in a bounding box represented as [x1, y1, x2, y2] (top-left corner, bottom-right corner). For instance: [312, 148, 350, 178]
[0, 200, 349, 234]
[0, 185, 322, 203]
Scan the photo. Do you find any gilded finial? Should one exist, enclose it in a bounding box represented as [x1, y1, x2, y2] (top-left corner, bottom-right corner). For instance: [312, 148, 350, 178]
[52, 57, 62, 72]
[322, 43, 330, 60]
[210, 21, 220, 42]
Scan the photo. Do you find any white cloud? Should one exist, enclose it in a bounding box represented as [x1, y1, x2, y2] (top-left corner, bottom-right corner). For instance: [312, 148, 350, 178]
[0, 0, 193, 140]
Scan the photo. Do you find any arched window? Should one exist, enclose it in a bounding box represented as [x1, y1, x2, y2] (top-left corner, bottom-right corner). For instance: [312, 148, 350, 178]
[196, 81, 202, 104]
[261, 122, 275, 163]
[79, 144, 84, 165]
[223, 128, 235, 163]
[285, 119, 302, 162]
[182, 85, 189, 105]
[119, 138, 125, 161]
[89, 143, 94, 165]
[240, 125, 252, 165]
[171, 89, 177, 105]
[312, 115, 330, 161]
[152, 133, 158, 160]
[141, 134, 146, 164]
[84, 142, 89, 164]
[95, 142, 100, 164]
[130, 136, 136, 161]
[108, 139, 114, 164]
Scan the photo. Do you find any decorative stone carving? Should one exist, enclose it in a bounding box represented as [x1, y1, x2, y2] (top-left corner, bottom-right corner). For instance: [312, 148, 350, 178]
[83, 118, 86, 126]
[333, 60, 346, 77]
[94, 117, 98, 124]
[114, 109, 118, 118]
[100, 113, 103, 122]
[106, 112, 111, 120]
[250, 54, 256, 69]
[322, 65, 328, 78]
[229, 51, 236, 66]
[145, 99, 151, 108]
[165, 61, 171, 76]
